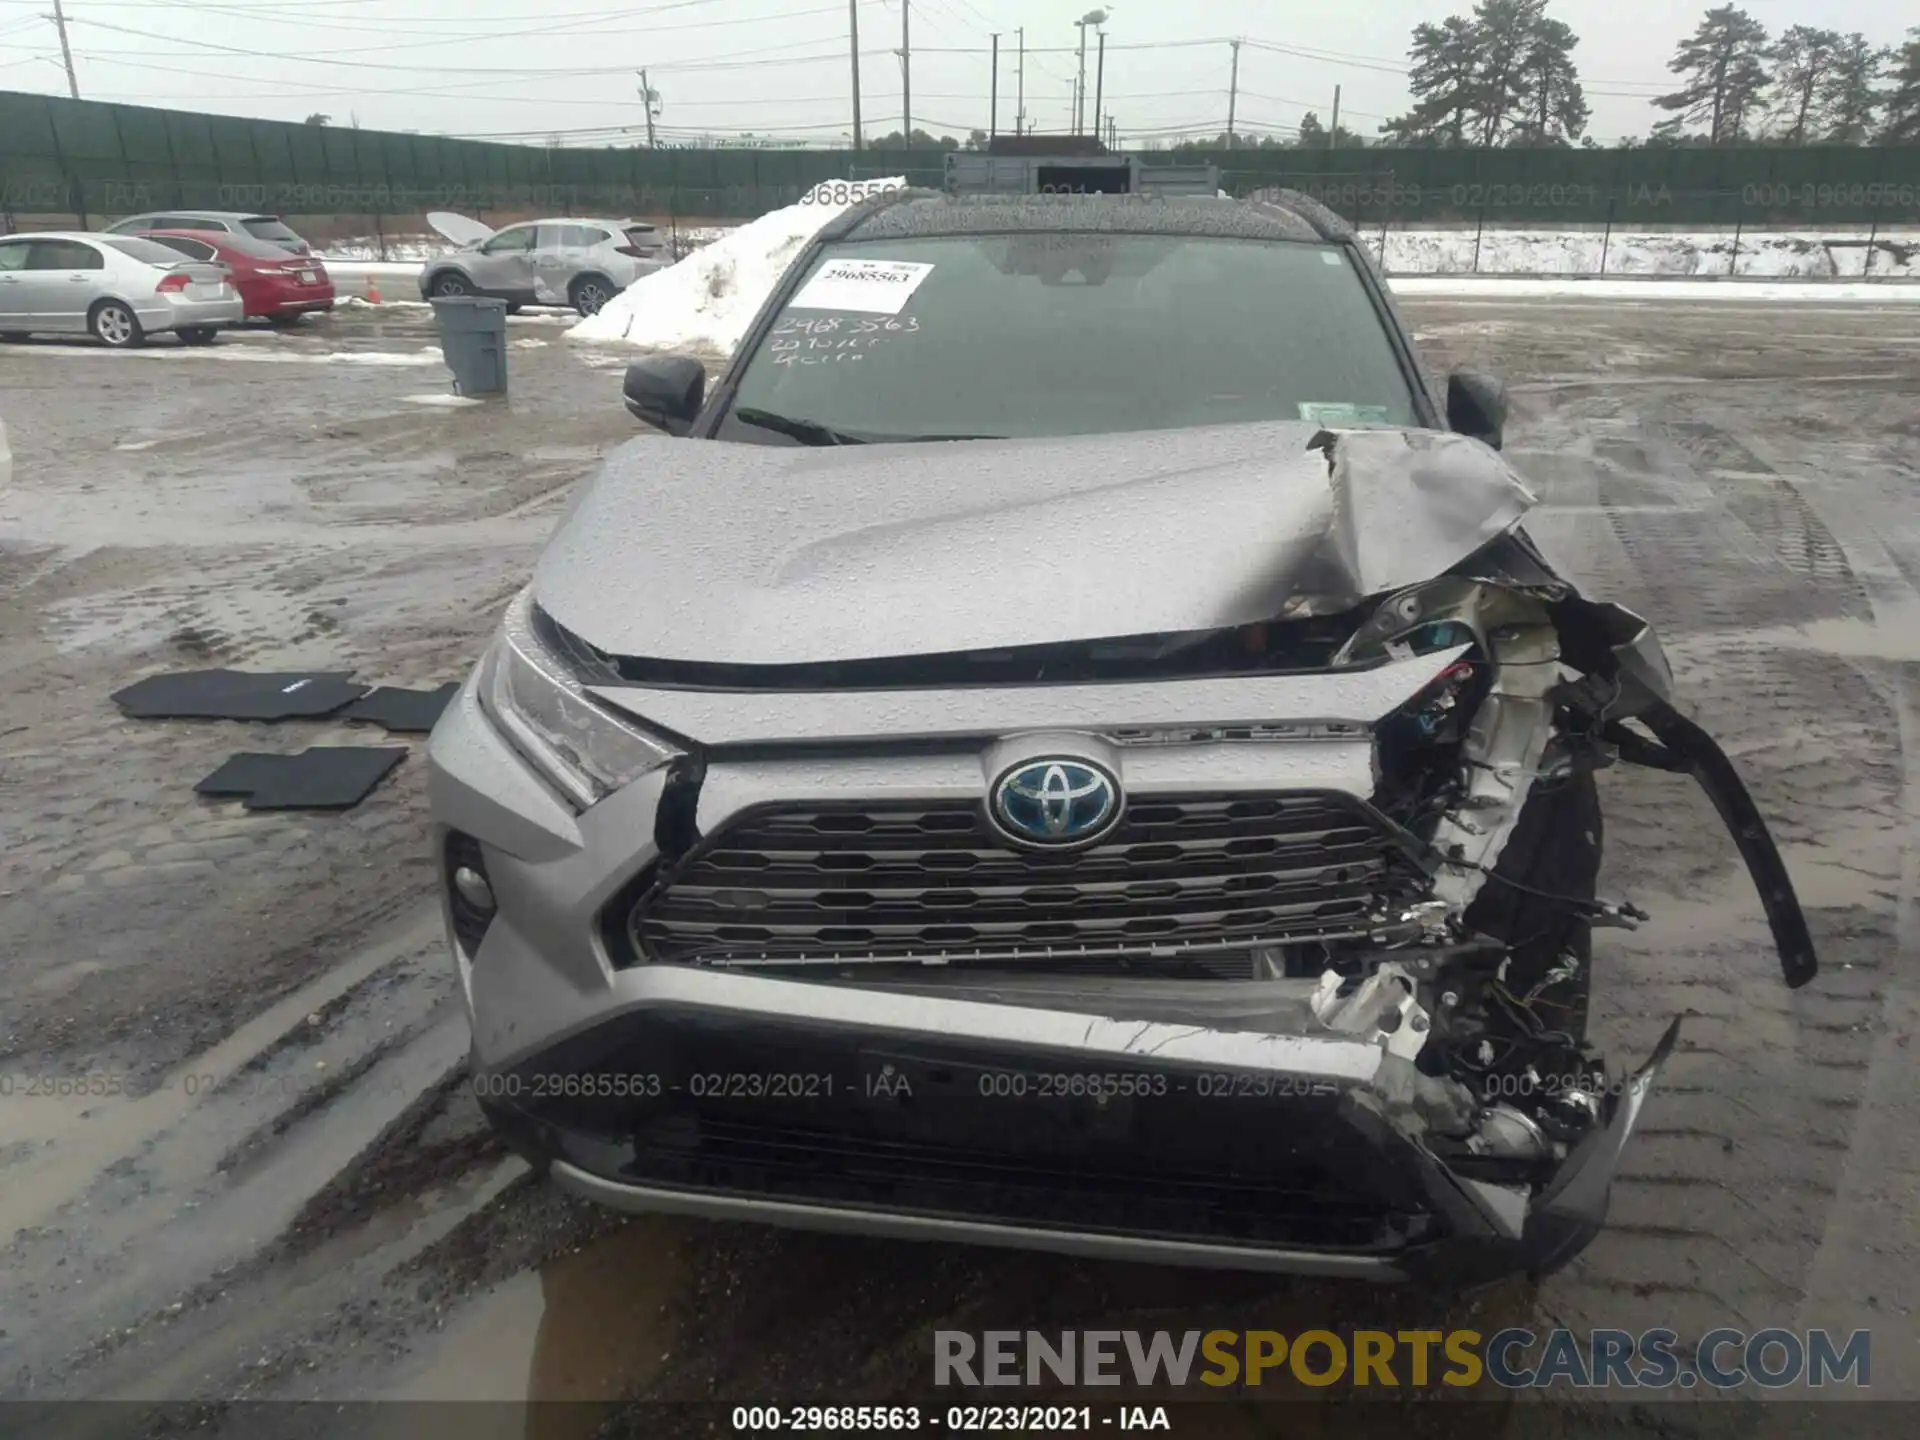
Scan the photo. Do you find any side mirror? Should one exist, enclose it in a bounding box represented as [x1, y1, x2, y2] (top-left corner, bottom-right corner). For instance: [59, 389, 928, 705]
[1446, 369, 1508, 451]
[623, 356, 706, 435]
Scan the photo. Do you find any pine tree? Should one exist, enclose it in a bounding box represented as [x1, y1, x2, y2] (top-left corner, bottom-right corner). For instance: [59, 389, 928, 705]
[1652, 5, 1772, 144]
[1466, 0, 1544, 144]
[1296, 111, 1329, 147]
[1380, 3, 1586, 146]
[1882, 29, 1920, 142]
[1821, 34, 1886, 142]
[1381, 17, 1481, 145]
[1767, 26, 1843, 142]
[1515, 15, 1589, 144]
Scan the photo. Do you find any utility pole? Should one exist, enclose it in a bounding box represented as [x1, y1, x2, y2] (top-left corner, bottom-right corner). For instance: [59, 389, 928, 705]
[849, 0, 862, 150]
[50, 0, 80, 99]
[638, 70, 660, 147]
[1226, 39, 1241, 150]
[1016, 28, 1025, 136]
[1093, 28, 1106, 148]
[901, 0, 911, 146]
[1075, 26, 1087, 134]
[989, 33, 999, 142]
[1329, 84, 1341, 149]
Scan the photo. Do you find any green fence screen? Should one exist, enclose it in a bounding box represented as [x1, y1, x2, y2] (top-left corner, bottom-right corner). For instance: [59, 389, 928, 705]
[5, 91, 1919, 229]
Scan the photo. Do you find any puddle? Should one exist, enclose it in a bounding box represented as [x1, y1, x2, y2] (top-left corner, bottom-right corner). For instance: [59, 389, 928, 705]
[376, 1217, 691, 1438]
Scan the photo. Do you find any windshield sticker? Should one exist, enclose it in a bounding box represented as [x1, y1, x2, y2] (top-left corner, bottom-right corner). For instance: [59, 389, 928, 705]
[1298, 402, 1394, 425]
[790, 259, 934, 314]
[768, 314, 921, 365]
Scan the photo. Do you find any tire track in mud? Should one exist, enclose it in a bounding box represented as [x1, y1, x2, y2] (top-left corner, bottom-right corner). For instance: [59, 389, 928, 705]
[1718, 427, 1920, 1400]
[1518, 392, 1911, 1371]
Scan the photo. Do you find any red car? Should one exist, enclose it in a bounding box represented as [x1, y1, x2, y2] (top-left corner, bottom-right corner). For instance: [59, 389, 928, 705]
[136, 229, 335, 324]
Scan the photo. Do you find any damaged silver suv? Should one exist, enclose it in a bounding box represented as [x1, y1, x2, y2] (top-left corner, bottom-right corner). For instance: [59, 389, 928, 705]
[427, 188, 1815, 1285]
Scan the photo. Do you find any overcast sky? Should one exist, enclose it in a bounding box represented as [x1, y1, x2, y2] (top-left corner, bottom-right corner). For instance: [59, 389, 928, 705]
[0, 0, 1911, 145]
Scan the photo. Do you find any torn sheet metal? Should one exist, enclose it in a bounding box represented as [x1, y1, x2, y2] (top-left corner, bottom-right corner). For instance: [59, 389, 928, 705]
[1307, 426, 1536, 605]
[1426, 621, 1563, 909]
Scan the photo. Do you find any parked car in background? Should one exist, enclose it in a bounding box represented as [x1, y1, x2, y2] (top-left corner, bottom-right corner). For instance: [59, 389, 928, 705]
[0, 232, 243, 347]
[138, 229, 335, 324]
[418, 217, 665, 316]
[105, 211, 315, 257]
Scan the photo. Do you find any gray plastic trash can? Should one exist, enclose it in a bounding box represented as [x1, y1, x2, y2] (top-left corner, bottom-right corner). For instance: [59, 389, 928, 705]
[430, 295, 508, 397]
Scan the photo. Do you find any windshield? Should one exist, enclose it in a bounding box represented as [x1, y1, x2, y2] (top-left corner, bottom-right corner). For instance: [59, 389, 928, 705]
[241, 218, 303, 245]
[716, 233, 1422, 444]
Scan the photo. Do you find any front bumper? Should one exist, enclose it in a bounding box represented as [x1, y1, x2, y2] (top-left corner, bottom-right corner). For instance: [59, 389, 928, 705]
[426, 661, 1675, 1283]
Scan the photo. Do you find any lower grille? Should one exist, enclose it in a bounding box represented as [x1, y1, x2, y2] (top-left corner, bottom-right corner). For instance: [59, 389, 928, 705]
[621, 1117, 1412, 1250]
[628, 790, 1425, 968]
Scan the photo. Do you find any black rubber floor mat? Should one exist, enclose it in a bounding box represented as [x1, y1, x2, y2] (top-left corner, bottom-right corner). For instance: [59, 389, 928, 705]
[195, 753, 287, 797]
[195, 748, 408, 810]
[339, 682, 459, 734]
[113, 669, 368, 721]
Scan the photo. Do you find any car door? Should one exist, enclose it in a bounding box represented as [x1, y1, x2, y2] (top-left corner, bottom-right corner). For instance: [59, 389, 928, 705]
[0, 238, 33, 325]
[22, 238, 107, 330]
[467, 223, 537, 297]
[533, 223, 598, 304]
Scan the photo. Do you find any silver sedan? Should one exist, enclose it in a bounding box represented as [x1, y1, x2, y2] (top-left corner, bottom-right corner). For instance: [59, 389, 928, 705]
[0, 232, 244, 348]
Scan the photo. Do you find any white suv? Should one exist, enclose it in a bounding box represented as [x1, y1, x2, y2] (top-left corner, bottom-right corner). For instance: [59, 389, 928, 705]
[418, 218, 665, 316]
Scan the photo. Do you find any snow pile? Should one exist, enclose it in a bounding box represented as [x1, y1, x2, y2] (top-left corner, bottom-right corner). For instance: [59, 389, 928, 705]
[1377, 226, 1920, 279]
[566, 178, 907, 351]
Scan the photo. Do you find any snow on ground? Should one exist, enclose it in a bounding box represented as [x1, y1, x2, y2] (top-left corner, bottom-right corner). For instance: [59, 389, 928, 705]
[321, 222, 1915, 281]
[1393, 276, 1920, 302]
[1376, 226, 1920, 278]
[567, 204, 1920, 353]
[28, 343, 446, 366]
[566, 179, 907, 350]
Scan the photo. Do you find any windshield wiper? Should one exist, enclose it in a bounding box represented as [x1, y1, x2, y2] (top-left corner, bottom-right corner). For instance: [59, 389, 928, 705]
[734, 407, 1004, 446]
[733, 407, 869, 446]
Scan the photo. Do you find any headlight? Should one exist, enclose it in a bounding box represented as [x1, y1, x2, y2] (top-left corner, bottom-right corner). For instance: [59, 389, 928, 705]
[477, 589, 680, 808]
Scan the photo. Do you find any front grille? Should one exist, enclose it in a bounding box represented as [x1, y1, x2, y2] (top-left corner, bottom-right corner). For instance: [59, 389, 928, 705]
[628, 790, 1425, 968]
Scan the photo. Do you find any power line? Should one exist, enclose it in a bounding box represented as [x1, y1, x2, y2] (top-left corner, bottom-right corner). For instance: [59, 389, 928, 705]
[83, 1, 852, 47]
[61, 19, 875, 76]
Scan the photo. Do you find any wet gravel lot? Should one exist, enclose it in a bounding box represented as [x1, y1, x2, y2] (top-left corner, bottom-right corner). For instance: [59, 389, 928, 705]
[0, 295, 1916, 1431]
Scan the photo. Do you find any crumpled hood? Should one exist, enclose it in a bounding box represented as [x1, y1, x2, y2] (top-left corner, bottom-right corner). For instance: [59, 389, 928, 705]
[532, 420, 1537, 666]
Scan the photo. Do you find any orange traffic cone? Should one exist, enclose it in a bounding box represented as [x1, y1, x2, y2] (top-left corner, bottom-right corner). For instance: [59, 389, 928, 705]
[365, 275, 382, 305]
